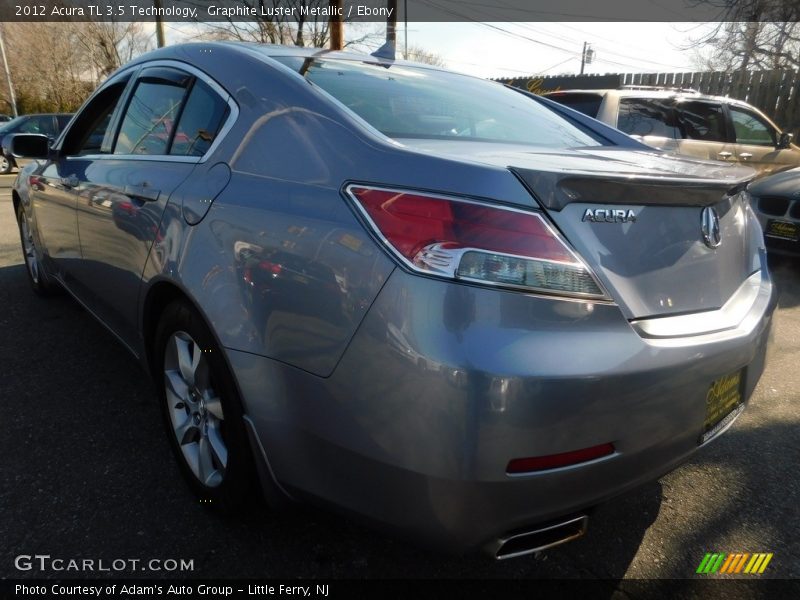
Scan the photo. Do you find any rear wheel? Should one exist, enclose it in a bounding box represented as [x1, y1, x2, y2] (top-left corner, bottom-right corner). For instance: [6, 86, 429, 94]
[154, 301, 254, 510]
[16, 203, 58, 295]
[0, 155, 13, 175]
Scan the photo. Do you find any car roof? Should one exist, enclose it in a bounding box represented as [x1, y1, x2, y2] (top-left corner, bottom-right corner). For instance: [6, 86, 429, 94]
[125, 41, 484, 84]
[546, 88, 762, 110]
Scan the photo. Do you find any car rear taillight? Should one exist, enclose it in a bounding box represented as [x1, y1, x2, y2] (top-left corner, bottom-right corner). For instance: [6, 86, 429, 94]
[346, 185, 607, 299]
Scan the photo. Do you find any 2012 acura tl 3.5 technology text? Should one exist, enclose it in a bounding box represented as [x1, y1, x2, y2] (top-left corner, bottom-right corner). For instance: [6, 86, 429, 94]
[10, 43, 774, 559]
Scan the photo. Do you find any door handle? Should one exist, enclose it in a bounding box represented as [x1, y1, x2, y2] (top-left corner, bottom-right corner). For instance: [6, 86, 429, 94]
[740, 153, 753, 160]
[61, 175, 79, 188]
[717, 152, 732, 159]
[124, 184, 160, 202]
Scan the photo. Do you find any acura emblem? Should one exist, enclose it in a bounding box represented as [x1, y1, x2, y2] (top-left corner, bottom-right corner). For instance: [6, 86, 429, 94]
[701, 206, 721, 248]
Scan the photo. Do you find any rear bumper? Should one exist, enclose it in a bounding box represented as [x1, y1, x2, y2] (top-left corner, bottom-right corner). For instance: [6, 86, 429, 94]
[229, 267, 775, 553]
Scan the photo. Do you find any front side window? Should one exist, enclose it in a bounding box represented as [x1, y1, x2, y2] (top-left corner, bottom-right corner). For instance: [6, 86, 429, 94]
[676, 101, 726, 142]
[617, 98, 680, 139]
[730, 107, 776, 146]
[61, 74, 132, 156]
[273, 56, 601, 148]
[115, 68, 191, 155]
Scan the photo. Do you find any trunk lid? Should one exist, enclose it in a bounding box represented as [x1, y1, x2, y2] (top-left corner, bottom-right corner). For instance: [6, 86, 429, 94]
[399, 141, 760, 319]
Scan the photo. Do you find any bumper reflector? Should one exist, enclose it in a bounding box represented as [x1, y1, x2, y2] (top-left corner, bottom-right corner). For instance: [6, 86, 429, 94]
[507, 443, 615, 474]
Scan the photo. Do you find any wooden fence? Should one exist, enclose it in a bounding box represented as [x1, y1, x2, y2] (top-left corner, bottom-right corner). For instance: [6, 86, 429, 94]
[499, 70, 800, 136]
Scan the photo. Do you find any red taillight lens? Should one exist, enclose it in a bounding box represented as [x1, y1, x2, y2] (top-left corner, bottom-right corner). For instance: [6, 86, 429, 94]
[507, 443, 615, 474]
[347, 186, 606, 298]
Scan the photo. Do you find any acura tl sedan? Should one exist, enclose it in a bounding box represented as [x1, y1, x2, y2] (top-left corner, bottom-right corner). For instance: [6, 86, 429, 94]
[10, 43, 774, 559]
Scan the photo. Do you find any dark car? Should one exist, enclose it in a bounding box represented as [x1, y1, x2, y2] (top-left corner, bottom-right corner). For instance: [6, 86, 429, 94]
[9, 43, 774, 558]
[748, 166, 800, 254]
[0, 113, 72, 174]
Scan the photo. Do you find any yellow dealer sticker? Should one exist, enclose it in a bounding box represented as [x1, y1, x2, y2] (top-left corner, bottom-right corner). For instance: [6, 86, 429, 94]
[765, 219, 799, 241]
[702, 370, 744, 443]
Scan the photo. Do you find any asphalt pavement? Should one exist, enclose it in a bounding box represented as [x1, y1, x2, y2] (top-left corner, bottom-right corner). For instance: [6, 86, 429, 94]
[1, 172, 798, 582]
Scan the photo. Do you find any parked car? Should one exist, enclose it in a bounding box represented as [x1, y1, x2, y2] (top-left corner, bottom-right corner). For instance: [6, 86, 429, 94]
[9, 43, 774, 558]
[0, 113, 72, 174]
[748, 166, 800, 255]
[545, 87, 800, 176]
[0, 114, 12, 122]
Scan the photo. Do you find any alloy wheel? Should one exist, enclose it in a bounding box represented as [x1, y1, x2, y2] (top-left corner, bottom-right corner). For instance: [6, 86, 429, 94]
[19, 211, 40, 284]
[163, 331, 228, 488]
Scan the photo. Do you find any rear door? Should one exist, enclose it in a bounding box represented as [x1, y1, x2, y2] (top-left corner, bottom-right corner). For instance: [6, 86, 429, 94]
[673, 100, 736, 163]
[70, 64, 231, 349]
[615, 97, 681, 153]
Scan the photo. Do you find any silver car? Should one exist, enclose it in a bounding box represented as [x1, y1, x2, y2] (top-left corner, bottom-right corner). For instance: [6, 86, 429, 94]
[10, 43, 775, 559]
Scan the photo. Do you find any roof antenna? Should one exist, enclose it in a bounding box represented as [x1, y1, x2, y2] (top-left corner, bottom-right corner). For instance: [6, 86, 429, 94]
[371, 40, 396, 61]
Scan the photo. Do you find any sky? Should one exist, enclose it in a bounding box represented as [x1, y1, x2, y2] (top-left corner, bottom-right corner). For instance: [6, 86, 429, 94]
[163, 21, 718, 79]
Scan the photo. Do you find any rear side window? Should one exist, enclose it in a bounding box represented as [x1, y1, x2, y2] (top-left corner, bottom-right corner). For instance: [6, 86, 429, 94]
[170, 80, 229, 157]
[730, 107, 776, 146]
[546, 93, 603, 118]
[273, 57, 601, 148]
[115, 68, 191, 155]
[676, 101, 726, 142]
[617, 98, 680, 139]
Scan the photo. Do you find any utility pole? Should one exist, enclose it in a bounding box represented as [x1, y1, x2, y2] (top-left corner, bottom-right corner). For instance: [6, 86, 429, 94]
[386, 0, 397, 46]
[0, 24, 17, 117]
[154, 0, 166, 48]
[404, 0, 408, 58]
[329, 0, 343, 50]
[580, 41, 593, 75]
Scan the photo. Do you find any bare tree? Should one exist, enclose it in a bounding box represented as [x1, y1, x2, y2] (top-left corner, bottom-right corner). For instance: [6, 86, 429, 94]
[403, 45, 447, 67]
[687, 1, 800, 70]
[195, 1, 383, 50]
[79, 21, 154, 82]
[198, 0, 331, 47]
[0, 21, 153, 114]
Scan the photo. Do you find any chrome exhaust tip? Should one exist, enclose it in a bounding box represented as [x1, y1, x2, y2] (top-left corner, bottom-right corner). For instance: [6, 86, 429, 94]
[490, 515, 589, 560]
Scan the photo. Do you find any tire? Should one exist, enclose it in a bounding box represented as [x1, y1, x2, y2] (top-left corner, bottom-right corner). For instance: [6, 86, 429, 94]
[0, 154, 13, 175]
[16, 203, 59, 295]
[154, 301, 255, 511]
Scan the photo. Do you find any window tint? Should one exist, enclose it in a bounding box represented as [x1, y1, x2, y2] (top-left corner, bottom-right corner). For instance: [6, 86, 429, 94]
[115, 76, 189, 155]
[274, 57, 601, 148]
[19, 116, 55, 136]
[170, 80, 229, 157]
[730, 107, 776, 146]
[676, 101, 726, 142]
[55, 115, 72, 130]
[62, 76, 131, 156]
[547, 93, 603, 118]
[617, 98, 679, 138]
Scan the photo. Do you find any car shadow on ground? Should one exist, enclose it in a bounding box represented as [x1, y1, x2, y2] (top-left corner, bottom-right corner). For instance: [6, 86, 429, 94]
[0, 263, 660, 585]
[768, 254, 800, 309]
[3, 257, 798, 583]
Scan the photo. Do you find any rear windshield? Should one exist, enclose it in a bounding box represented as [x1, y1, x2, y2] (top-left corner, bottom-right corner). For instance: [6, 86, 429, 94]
[273, 57, 601, 148]
[546, 93, 603, 118]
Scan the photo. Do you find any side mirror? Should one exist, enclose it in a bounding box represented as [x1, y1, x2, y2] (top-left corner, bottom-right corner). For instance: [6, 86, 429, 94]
[778, 131, 794, 149]
[6, 133, 50, 159]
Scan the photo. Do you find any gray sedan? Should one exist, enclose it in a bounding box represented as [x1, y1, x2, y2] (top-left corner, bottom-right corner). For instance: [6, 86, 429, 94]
[9, 43, 774, 559]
